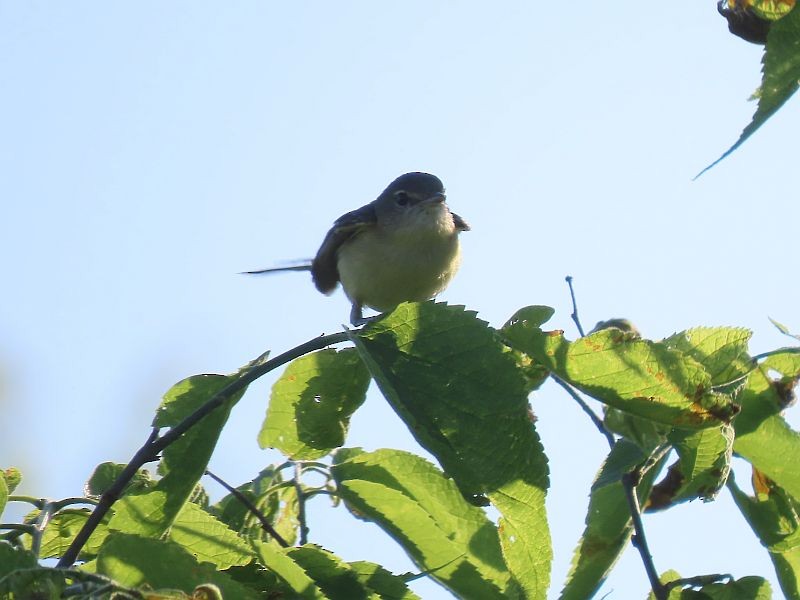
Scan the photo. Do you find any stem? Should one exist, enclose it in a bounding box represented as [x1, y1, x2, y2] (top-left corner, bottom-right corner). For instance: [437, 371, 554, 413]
[550, 336, 668, 598]
[25, 500, 56, 558]
[294, 462, 309, 545]
[565, 275, 586, 338]
[622, 471, 666, 599]
[53, 497, 99, 510]
[57, 331, 348, 568]
[0, 523, 36, 533]
[752, 347, 800, 361]
[8, 496, 45, 508]
[551, 376, 615, 448]
[204, 469, 289, 548]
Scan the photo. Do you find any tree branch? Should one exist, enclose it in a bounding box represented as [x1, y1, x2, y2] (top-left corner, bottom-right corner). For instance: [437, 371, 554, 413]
[57, 331, 349, 568]
[556, 278, 667, 598]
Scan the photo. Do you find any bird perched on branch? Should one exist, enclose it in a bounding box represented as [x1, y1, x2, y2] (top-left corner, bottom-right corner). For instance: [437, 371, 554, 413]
[244, 172, 470, 326]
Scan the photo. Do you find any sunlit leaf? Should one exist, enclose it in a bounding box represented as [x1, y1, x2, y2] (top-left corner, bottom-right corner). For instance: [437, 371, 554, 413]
[37, 508, 110, 560]
[700, 3, 800, 175]
[662, 327, 753, 387]
[332, 448, 517, 598]
[252, 540, 327, 599]
[209, 466, 298, 545]
[647, 425, 734, 511]
[2, 468, 21, 496]
[110, 374, 246, 538]
[733, 351, 800, 501]
[503, 309, 738, 428]
[96, 532, 259, 598]
[286, 545, 381, 599]
[85, 462, 155, 498]
[352, 301, 551, 598]
[729, 472, 800, 599]
[560, 441, 668, 599]
[169, 502, 254, 570]
[259, 348, 370, 460]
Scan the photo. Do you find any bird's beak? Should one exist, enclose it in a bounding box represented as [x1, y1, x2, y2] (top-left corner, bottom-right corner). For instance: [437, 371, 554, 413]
[425, 191, 447, 204]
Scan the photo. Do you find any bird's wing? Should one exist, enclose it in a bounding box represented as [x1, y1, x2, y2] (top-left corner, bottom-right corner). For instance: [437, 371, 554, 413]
[452, 212, 471, 232]
[311, 203, 377, 294]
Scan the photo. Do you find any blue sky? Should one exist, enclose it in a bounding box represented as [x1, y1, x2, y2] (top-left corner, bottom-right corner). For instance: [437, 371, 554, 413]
[2, 2, 799, 598]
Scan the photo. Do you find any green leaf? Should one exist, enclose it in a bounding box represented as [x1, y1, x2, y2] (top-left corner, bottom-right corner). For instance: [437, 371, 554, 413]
[110, 374, 246, 537]
[169, 502, 254, 570]
[649, 569, 686, 600]
[0, 475, 7, 520]
[647, 425, 734, 511]
[96, 532, 259, 598]
[559, 441, 668, 600]
[769, 317, 800, 342]
[252, 540, 328, 599]
[38, 508, 110, 560]
[3, 468, 21, 496]
[259, 348, 371, 460]
[352, 301, 551, 598]
[652, 572, 772, 599]
[603, 407, 669, 453]
[287, 545, 381, 599]
[699, 3, 800, 176]
[698, 576, 772, 599]
[210, 466, 298, 545]
[0, 542, 37, 579]
[85, 462, 154, 498]
[733, 351, 800, 501]
[348, 561, 421, 599]
[0, 567, 69, 599]
[729, 473, 800, 599]
[332, 448, 517, 599]
[503, 311, 738, 428]
[662, 327, 753, 387]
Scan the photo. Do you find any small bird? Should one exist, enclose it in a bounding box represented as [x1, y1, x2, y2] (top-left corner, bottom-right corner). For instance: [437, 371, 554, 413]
[245, 172, 470, 325]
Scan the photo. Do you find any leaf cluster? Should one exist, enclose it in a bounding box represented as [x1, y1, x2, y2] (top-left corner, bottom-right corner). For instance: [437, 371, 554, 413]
[0, 301, 799, 599]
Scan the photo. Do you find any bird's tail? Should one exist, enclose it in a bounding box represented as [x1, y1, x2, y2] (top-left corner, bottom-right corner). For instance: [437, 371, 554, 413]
[240, 260, 313, 275]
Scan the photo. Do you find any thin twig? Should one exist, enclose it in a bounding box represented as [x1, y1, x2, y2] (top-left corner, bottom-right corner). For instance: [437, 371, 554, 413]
[8, 496, 46, 508]
[30, 501, 55, 557]
[565, 275, 586, 337]
[204, 469, 289, 547]
[752, 347, 800, 361]
[551, 375, 615, 448]
[57, 331, 349, 568]
[0, 523, 36, 532]
[559, 277, 666, 598]
[622, 470, 666, 600]
[53, 497, 100, 509]
[294, 462, 309, 545]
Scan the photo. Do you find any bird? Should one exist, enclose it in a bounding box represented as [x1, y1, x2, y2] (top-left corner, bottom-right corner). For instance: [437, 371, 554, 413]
[244, 172, 470, 326]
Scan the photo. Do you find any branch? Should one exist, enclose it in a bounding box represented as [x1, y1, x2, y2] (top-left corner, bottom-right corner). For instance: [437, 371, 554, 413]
[622, 470, 667, 600]
[551, 375, 615, 448]
[556, 279, 667, 599]
[204, 469, 289, 548]
[57, 331, 349, 568]
[565, 275, 586, 337]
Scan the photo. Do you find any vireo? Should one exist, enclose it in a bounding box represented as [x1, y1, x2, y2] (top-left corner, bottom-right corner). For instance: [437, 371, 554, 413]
[245, 172, 470, 325]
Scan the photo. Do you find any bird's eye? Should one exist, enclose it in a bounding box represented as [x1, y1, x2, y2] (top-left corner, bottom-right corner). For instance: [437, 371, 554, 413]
[394, 191, 409, 206]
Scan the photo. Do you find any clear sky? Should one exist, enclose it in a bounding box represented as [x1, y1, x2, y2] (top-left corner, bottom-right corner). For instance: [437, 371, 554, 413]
[2, 2, 799, 598]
